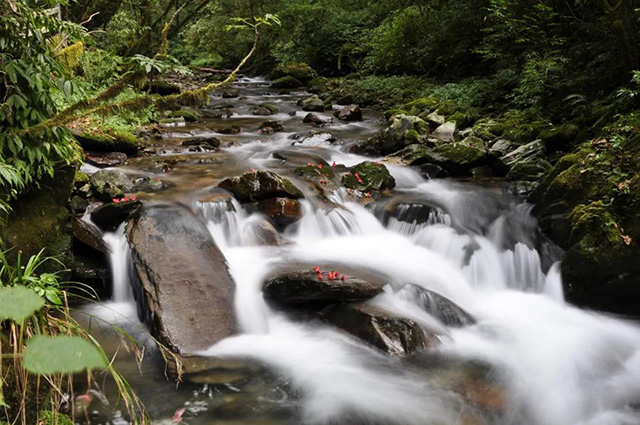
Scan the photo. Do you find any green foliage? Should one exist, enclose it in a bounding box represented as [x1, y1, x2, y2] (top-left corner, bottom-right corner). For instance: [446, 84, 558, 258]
[0, 249, 67, 305]
[0, 0, 84, 216]
[23, 335, 107, 374]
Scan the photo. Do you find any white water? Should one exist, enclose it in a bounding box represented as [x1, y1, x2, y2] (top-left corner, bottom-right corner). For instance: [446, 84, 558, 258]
[197, 176, 640, 425]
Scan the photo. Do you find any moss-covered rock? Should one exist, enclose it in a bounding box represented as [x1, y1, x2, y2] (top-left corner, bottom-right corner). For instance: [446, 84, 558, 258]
[539, 123, 580, 153]
[342, 161, 396, 192]
[218, 170, 304, 203]
[407, 138, 488, 175]
[89, 169, 134, 201]
[144, 80, 181, 96]
[259, 103, 279, 114]
[307, 76, 330, 93]
[270, 62, 317, 83]
[71, 128, 138, 154]
[164, 107, 202, 122]
[270, 76, 303, 89]
[377, 114, 431, 155]
[299, 95, 325, 112]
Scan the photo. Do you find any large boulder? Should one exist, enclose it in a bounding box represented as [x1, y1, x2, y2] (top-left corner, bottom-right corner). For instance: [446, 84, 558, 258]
[394, 138, 489, 175]
[321, 303, 432, 356]
[497, 140, 552, 181]
[218, 170, 304, 203]
[342, 161, 396, 192]
[270, 62, 317, 83]
[334, 105, 362, 121]
[271, 76, 303, 89]
[264, 271, 384, 304]
[303, 113, 333, 126]
[432, 122, 457, 141]
[378, 114, 431, 155]
[90, 199, 142, 231]
[89, 169, 134, 201]
[299, 95, 325, 112]
[126, 203, 236, 354]
[251, 197, 302, 230]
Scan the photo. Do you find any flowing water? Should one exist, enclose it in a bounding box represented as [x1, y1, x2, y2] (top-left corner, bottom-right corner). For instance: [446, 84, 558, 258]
[80, 77, 640, 425]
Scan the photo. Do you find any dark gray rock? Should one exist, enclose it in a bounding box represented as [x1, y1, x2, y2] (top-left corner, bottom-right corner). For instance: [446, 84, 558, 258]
[85, 152, 127, 167]
[126, 203, 236, 354]
[89, 169, 134, 201]
[322, 303, 431, 355]
[72, 217, 109, 254]
[90, 199, 142, 231]
[264, 271, 384, 304]
[334, 104, 362, 121]
[299, 95, 325, 112]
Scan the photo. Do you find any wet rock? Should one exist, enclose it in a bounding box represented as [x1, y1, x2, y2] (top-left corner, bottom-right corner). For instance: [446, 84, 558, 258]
[250, 105, 274, 116]
[222, 89, 239, 98]
[134, 176, 165, 192]
[264, 271, 384, 304]
[303, 113, 332, 126]
[254, 220, 281, 246]
[299, 95, 325, 112]
[369, 200, 445, 228]
[200, 109, 231, 119]
[404, 138, 489, 175]
[181, 136, 221, 150]
[218, 170, 304, 203]
[213, 125, 242, 135]
[378, 114, 431, 155]
[252, 197, 302, 230]
[90, 199, 142, 231]
[85, 152, 127, 167]
[259, 103, 279, 114]
[72, 217, 109, 254]
[71, 254, 109, 296]
[506, 160, 551, 182]
[419, 163, 449, 179]
[334, 104, 362, 121]
[126, 203, 236, 354]
[432, 122, 457, 140]
[89, 169, 134, 201]
[271, 76, 303, 89]
[497, 140, 545, 171]
[385, 144, 431, 166]
[293, 131, 336, 146]
[70, 196, 88, 214]
[322, 303, 431, 355]
[259, 120, 284, 133]
[342, 161, 396, 192]
[401, 285, 475, 327]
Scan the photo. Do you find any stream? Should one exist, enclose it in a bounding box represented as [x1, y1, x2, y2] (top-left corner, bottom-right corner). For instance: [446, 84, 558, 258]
[78, 77, 640, 425]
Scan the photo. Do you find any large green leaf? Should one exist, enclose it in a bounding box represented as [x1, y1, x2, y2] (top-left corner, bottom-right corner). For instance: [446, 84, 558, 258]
[23, 335, 107, 374]
[0, 286, 44, 321]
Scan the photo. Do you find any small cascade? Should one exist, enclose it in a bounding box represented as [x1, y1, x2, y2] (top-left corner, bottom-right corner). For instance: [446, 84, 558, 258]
[103, 224, 134, 303]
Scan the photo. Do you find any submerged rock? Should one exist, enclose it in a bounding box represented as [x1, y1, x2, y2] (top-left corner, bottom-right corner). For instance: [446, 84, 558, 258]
[264, 271, 384, 304]
[400, 285, 475, 327]
[322, 303, 431, 355]
[334, 104, 362, 121]
[89, 169, 134, 201]
[259, 120, 284, 133]
[218, 170, 304, 203]
[126, 203, 236, 354]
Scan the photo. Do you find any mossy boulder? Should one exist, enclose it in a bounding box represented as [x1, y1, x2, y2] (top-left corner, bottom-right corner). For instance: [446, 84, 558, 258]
[407, 138, 489, 175]
[539, 123, 580, 153]
[378, 114, 431, 155]
[270, 76, 303, 89]
[218, 170, 304, 203]
[144, 80, 181, 96]
[342, 161, 396, 192]
[55, 41, 83, 72]
[299, 95, 325, 112]
[89, 169, 134, 201]
[71, 128, 138, 154]
[164, 107, 201, 122]
[270, 62, 317, 83]
[307, 76, 330, 93]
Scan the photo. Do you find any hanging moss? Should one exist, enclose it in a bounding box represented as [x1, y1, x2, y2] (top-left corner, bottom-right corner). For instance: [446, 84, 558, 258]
[55, 42, 84, 72]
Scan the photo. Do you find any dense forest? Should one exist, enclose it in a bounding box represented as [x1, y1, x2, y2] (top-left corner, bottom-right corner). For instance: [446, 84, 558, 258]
[1, 0, 640, 424]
